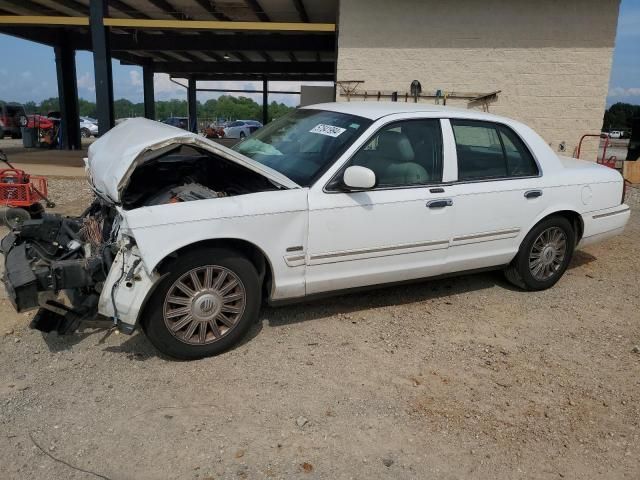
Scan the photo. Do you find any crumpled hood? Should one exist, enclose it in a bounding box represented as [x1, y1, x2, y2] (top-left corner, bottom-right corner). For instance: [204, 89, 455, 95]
[86, 118, 299, 203]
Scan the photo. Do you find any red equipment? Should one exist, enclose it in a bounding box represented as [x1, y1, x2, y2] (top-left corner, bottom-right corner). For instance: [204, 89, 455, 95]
[575, 133, 617, 169]
[0, 150, 55, 219]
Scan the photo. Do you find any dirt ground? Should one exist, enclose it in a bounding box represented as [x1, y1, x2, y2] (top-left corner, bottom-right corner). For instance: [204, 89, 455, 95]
[1, 178, 639, 480]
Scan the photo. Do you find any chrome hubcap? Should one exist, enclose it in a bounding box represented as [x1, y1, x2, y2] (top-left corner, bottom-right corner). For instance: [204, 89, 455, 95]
[529, 227, 567, 281]
[163, 266, 246, 345]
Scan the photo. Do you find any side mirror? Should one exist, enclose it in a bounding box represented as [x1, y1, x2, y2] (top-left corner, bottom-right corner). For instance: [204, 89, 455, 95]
[343, 166, 376, 190]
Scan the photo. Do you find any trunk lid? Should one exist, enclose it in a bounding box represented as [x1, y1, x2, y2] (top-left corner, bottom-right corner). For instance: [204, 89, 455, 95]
[86, 117, 300, 204]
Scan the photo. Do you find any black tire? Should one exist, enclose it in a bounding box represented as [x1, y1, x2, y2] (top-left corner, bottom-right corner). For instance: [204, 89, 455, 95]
[27, 202, 45, 219]
[0, 207, 30, 228]
[504, 216, 575, 291]
[142, 248, 261, 360]
[239, 131, 246, 139]
[80, 128, 91, 138]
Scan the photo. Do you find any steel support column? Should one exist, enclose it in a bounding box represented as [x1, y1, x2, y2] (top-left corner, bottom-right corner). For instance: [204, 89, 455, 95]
[54, 43, 81, 150]
[187, 77, 197, 133]
[262, 77, 268, 125]
[142, 65, 155, 120]
[90, 0, 114, 135]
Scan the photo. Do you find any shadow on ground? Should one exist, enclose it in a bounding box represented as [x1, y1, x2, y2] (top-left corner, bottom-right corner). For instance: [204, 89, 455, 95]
[37, 251, 598, 359]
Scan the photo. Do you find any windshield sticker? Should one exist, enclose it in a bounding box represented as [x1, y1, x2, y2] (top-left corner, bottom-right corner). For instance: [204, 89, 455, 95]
[310, 124, 347, 137]
[349, 123, 360, 129]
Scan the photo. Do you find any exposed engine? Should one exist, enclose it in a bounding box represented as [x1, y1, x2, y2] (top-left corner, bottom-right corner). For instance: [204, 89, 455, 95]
[120, 145, 278, 209]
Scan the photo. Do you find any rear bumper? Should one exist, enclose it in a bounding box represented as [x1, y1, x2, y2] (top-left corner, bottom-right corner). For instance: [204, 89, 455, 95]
[579, 204, 630, 248]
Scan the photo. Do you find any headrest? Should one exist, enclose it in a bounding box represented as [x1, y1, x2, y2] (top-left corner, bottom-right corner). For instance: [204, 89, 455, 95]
[377, 130, 414, 162]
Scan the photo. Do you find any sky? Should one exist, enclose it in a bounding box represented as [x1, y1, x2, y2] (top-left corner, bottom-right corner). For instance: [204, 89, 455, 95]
[0, 0, 638, 108]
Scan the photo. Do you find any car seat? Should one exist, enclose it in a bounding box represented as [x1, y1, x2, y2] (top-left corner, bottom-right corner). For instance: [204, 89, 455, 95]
[375, 130, 429, 185]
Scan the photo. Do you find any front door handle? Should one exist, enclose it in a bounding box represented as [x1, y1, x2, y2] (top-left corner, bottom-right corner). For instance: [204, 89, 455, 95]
[524, 190, 543, 199]
[427, 198, 453, 209]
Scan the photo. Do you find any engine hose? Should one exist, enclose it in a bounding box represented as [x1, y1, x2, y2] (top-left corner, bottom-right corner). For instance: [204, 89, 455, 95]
[28, 240, 60, 262]
[110, 251, 127, 324]
[62, 222, 81, 241]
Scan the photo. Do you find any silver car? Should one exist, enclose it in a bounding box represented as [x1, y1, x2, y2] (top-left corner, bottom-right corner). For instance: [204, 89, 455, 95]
[223, 120, 263, 139]
[80, 117, 99, 138]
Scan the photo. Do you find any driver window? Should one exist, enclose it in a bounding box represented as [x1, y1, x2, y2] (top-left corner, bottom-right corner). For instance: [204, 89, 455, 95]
[348, 119, 443, 187]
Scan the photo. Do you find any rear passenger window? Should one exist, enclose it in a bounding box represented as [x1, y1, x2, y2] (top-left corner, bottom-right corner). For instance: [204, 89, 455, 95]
[451, 120, 538, 181]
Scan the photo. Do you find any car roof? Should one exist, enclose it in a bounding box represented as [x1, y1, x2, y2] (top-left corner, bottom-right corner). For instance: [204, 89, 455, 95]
[302, 101, 511, 123]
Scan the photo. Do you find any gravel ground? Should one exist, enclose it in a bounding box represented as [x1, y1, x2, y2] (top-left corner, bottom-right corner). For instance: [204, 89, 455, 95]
[0, 179, 639, 480]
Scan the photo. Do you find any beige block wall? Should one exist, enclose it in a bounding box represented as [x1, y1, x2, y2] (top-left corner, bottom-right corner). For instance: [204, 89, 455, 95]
[336, 0, 620, 160]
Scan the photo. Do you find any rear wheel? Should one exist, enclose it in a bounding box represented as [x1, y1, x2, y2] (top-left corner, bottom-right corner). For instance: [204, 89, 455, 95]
[504, 216, 575, 291]
[142, 248, 261, 359]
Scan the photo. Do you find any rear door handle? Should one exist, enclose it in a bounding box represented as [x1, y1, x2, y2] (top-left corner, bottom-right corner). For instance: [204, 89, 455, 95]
[427, 198, 453, 209]
[524, 190, 542, 199]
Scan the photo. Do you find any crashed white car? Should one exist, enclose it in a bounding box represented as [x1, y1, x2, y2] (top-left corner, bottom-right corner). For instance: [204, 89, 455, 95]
[1, 103, 630, 359]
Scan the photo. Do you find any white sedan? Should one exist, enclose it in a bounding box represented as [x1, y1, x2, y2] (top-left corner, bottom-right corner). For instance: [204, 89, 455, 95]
[1, 103, 630, 359]
[223, 120, 262, 139]
[80, 117, 99, 138]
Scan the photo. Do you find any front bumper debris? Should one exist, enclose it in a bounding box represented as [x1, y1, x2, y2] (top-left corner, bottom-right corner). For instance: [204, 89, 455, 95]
[1, 211, 112, 335]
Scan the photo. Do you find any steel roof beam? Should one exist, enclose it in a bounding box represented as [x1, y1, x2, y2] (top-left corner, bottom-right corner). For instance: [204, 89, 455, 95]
[110, 31, 334, 51]
[0, 26, 335, 54]
[245, 0, 269, 22]
[155, 61, 333, 74]
[1, 0, 69, 16]
[292, 0, 309, 22]
[55, 0, 89, 15]
[146, 0, 187, 20]
[194, 0, 231, 21]
[177, 73, 333, 82]
[109, 0, 151, 19]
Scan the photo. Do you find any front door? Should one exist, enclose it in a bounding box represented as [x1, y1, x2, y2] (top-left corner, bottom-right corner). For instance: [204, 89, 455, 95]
[305, 118, 455, 295]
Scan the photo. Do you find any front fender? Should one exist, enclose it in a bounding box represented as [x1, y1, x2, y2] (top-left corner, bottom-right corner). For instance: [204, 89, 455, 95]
[118, 189, 309, 305]
[97, 245, 166, 330]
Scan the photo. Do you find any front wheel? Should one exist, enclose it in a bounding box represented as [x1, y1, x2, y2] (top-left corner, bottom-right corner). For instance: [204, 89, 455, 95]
[504, 216, 575, 291]
[239, 131, 246, 139]
[142, 248, 261, 359]
[80, 128, 91, 138]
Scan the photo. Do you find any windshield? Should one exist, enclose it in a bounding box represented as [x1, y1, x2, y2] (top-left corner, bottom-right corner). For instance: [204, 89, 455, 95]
[233, 109, 372, 186]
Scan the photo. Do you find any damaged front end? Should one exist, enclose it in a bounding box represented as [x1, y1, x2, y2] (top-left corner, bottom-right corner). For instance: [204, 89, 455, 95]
[1, 201, 118, 334]
[1, 117, 299, 337]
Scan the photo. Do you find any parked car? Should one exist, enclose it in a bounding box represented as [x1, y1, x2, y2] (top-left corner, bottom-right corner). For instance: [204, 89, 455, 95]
[245, 120, 263, 130]
[608, 130, 624, 139]
[2, 104, 630, 359]
[80, 117, 99, 138]
[162, 117, 189, 130]
[0, 101, 26, 139]
[223, 120, 262, 139]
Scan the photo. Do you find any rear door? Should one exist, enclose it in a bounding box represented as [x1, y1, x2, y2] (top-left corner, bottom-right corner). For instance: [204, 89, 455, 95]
[442, 119, 550, 273]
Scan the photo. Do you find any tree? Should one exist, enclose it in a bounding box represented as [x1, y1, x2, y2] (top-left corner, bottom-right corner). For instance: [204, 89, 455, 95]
[78, 98, 97, 118]
[23, 101, 37, 114]
[602, 102, 640, 132]
[38, 97, 60, 114]
[17, 95, 294, 126]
